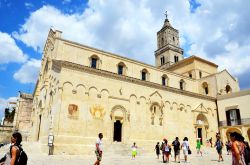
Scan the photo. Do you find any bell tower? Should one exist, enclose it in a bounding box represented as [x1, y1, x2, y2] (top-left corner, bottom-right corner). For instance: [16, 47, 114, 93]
[155, 12, 183, 69]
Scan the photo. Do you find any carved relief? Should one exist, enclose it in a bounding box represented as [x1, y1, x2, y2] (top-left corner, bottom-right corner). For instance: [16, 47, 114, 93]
[90, 105, 105, 119]
[68, 104, 79, 119]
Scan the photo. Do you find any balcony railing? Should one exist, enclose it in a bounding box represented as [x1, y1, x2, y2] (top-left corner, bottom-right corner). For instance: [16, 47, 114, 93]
[219, 118, 250, 127]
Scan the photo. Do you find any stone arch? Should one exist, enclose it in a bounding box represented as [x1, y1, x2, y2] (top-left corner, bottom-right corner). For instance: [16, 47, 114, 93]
[179, 103, 185, 111]
[202, 82, 209, 95]
[89, 86, 98, 99]
[179, 79, 186, 90]
[226, 85, 232, 93]
[76, 84, 86, 97]
[117, 61, 127, 75]
[150, 102, 163, 126]
[63, 82, 73, 94]
[110, 105, 127, 122]
[226, 127, 242, 141]
[161, 74, 169, 86]
[89, 54, 101, 69]
[141, 68, 149, 81]
[172, 102, 179, 111]
[186, 105, 191, 113]
[165, 101, 171, 111]
[101, 89, 109, 100]
[196, 113, 209, 125]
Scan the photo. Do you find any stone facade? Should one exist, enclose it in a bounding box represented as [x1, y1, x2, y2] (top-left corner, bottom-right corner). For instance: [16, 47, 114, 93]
[13, 92, 33, 141]
[217, 89, 250, 143]
[29, 18, 240, 155]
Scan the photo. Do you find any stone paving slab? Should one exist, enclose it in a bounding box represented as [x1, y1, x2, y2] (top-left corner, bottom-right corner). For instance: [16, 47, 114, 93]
[1, 146, 232, 165]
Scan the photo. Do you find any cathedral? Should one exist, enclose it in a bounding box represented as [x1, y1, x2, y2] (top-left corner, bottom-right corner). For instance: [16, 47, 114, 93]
[30, 16, 241, 154]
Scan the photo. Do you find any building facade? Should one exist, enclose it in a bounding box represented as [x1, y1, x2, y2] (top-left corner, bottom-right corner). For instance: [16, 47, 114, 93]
[30, 17, 240, 154]
[218, 90, 250, 143]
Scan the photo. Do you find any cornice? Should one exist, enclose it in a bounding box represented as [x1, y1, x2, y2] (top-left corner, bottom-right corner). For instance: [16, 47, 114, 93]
[217, 89, 250, 100]
[53, 60, 216, 101]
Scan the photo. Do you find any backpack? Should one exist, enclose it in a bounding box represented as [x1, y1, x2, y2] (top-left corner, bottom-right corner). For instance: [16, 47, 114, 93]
[216, 141, 222, 150]
[245, 147, 250, 163]
[10, 145, 28, 165]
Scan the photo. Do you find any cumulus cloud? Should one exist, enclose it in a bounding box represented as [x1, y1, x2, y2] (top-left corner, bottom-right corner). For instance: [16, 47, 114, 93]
[13, 59, 41, 84]
[13, 0, 250, 87]
[0, 32, 27, 64]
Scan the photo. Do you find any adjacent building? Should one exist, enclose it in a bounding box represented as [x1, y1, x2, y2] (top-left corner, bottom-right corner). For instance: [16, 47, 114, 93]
[218, 89, 250, 143]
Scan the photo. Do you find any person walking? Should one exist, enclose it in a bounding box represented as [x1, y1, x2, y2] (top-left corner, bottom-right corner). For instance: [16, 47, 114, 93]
[160, 141, 165, 163]
[163, 139, 171, 163]
[94, 133, 103, 165]
[230, 132, 246, 165]
[214, 135, 224, 162]
[172, 137, 180, 163]
[0, 132, 26, 165]
[196, 138, 202, 156]
[154, 142, 160, 159]
[181, 137, 189, 163]
[131, 142, 138, 159]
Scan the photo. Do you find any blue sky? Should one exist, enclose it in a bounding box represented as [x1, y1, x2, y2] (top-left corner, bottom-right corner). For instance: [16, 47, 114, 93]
[0, 0, 250, 119]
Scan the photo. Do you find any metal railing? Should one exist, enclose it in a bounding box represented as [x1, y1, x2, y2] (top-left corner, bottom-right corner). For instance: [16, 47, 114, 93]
[219, 118, 250, 127]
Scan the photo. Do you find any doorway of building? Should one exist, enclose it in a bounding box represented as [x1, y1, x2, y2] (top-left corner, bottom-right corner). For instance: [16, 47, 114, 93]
[37, 115, 42, 141]
[198, 128, 202, 144]
[113, 120, 122, 142]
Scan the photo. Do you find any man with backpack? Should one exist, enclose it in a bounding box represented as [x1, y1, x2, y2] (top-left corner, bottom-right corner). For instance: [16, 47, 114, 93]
[214, 136, 224, 162]
[0, 132, 28, 165]
[172, 137, 180, 163]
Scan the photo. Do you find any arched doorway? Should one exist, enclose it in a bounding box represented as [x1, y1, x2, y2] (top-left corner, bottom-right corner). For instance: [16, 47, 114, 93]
[196, 114, 209, 144]
[113, 120, 122, 142]
[111, 105, 127, 142]
[225, 128, 242, 141]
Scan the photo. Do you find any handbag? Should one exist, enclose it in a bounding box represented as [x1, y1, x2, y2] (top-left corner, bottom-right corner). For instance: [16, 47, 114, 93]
[188, 146, 192, 155]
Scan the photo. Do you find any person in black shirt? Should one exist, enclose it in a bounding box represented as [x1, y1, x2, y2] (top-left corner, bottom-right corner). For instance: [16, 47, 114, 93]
[172, 137, 181, 163]
[155, 142, 160, 159]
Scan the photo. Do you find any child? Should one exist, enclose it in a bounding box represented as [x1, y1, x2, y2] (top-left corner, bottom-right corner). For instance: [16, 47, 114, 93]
[131, 142, 138, 159]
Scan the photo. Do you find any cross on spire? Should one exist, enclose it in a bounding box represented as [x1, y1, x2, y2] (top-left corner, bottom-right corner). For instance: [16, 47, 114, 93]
[165, 11, 168, 19]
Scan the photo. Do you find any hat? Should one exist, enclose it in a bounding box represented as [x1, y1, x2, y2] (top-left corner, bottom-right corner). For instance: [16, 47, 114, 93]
[163, 138, 167, 141]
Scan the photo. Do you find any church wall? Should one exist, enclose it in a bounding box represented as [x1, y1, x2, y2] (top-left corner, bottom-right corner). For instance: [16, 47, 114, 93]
[194, 60, 217, 75]
[53, 40, 198, 94]
[36, 65, 219, 154]
[198, 75, 217, 97]
[216, 70, 240, 95]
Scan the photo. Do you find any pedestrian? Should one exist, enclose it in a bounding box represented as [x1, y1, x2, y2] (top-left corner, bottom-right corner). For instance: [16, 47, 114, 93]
[196, 138, 202, 156]
[181, 137, 189, 163]
[209, 137, 213, 147]
[0, 131, 27, 165]
[154, 142, 160, 159]
[131, 142, 138, 159]
[94, 133, 103, 165]
[160, 141, 165, 163]
[214, 135, 224, 162]
[225, 140, 232, 155]
[163, 138, 171, 163]
[230, 132, 246, 165]
[172, 137, 180, 163]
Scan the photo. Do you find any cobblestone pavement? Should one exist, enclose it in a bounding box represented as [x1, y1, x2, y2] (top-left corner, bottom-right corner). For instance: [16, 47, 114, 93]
[0, 143, 232, 165]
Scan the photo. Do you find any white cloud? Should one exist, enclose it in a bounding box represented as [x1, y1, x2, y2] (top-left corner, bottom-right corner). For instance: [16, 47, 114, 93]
[0, 32, 27, 64]
[25, 2, 34, 9]
[13, 59, 41, 84]
[13, 0, 250, 81]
